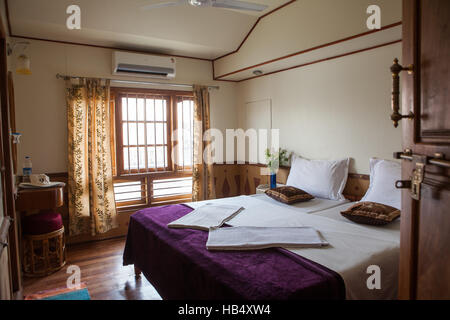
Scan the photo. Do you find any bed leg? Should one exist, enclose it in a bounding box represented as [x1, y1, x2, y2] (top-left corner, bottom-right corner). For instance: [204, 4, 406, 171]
[134, 266, 142, 279]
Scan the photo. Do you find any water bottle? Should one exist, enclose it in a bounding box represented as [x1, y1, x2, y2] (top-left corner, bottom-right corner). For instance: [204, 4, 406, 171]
[23, 156, 32, 182]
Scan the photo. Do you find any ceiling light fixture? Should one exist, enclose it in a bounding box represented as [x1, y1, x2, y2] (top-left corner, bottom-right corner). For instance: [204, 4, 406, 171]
[189, 0, 203, 6]
[141, 0, 268, 12]
[253, 70, 263, 76]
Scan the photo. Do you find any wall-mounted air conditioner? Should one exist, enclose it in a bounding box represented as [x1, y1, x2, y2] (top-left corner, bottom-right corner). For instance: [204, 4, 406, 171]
[112, 51, 176, 79]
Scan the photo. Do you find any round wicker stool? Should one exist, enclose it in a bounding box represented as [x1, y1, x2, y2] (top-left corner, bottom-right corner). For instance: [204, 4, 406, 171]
[22, 210, 66, 277]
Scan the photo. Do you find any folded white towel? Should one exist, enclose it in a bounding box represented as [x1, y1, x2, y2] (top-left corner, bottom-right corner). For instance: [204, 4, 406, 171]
[206, 226, 328, 251]
[168, 204, 244, 231]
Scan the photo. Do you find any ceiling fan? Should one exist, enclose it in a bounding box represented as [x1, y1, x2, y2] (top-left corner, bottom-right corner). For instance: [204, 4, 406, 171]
[141, 0, 268, 12]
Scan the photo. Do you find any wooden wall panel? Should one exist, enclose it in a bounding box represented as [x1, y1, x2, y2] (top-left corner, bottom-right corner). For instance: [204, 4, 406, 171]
[343, 174, 370, 201]
[212, 164, 241, 199]
[240, 165, 268, 195]
[46, 165, 369, 244]
[234, 164, 369, 200]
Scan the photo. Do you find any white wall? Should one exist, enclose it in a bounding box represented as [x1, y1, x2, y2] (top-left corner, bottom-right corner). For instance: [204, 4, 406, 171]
[12, 38, 402, 175]
[11, 4, 403, 176]
[237, 42, 402, 174]
[12, 38, 238, 173]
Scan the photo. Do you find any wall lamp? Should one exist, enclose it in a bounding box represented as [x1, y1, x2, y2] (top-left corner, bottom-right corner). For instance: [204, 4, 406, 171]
[7, 41, 32, 75]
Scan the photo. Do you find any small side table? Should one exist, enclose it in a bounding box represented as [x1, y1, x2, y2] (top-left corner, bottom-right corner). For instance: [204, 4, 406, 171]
[16, 186, 64, 212]
[15, 186, 66, 277]
[256, 184, 286, 194]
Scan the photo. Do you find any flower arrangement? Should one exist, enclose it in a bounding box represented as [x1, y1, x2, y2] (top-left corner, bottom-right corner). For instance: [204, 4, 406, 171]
[265, 148, 289, 173]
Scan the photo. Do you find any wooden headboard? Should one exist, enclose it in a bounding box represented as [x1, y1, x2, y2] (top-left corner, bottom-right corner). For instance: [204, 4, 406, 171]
[212, 164, 370, 201]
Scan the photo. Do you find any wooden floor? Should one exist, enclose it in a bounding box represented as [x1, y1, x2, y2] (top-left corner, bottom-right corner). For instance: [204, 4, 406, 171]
[23, 237, 162, 300]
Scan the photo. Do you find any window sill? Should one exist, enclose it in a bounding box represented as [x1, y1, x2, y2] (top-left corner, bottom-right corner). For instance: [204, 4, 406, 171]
[117, 197, 192, 214]
[114, 171, 192, 179]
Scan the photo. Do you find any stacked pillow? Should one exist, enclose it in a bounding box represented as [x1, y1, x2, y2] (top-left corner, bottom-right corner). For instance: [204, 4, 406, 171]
[360, 158, 402, 210]
[341, 158, 402, 225]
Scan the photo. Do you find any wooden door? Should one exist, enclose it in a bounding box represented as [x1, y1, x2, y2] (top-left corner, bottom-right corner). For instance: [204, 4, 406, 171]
[0, 10, 22, 299]
[397, 0, 450, 300]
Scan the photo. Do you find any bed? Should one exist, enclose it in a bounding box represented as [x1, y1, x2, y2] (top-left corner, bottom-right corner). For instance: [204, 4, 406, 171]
[123, 194, 400, 300]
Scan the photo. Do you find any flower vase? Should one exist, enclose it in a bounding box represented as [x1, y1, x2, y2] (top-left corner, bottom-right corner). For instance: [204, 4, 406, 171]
[270, 173, 277, 189]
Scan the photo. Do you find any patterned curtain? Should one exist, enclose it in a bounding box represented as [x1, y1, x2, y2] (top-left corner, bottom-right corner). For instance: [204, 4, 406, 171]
[65, 79, 118, 236]
[192, 85, 215, 201]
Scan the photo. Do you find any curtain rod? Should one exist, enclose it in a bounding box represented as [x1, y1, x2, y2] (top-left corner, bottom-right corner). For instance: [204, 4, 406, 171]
[55, 73, 219, 90]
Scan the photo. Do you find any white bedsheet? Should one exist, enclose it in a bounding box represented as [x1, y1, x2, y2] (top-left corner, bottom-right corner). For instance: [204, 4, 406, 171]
[186, 194, 347, 215]
[284, 203, 400, 300]
[188, 195, 400, 300]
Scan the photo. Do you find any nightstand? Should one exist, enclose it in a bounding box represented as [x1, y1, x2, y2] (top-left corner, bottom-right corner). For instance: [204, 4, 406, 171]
[256, 184, 285, 194]
[16, 186, 66, 276]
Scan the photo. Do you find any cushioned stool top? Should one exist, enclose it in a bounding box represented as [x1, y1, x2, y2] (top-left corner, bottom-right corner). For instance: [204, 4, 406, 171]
[23, 210, 63, 235]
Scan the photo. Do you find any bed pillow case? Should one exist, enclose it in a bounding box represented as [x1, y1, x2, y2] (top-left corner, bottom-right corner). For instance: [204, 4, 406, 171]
[361, 158, 401, 210]
[286, 155, 350, 200]
[265, 186, 314, 204]
[341, 201, 400, 226]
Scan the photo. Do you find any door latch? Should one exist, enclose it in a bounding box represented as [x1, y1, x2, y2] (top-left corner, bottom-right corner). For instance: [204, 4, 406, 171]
[394, 150, 427, 200]
[395, 163, 424, 200]
[411, 162, 425, 200]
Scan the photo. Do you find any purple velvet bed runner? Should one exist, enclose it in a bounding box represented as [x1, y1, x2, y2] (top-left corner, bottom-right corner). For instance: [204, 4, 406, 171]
[123, 204, 345, 300]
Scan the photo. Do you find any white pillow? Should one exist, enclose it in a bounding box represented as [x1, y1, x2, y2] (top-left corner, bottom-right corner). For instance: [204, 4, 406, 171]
[286, 155, 350, 200]
[361, 158, 401, 210]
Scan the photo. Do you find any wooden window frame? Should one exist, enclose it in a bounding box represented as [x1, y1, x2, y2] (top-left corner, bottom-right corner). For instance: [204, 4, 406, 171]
[173, 95, 195, 173]
[110, 87, 194, 211]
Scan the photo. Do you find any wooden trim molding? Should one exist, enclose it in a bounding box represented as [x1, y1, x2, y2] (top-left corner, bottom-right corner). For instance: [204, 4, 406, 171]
[213, 0, 297, 61]
[4, 0, 12, 36]
[0, 7, 5, 38]
[9, 35, 212, 62]
[213, 162, 369, 180]
[214, 22, 402, 80]
[348, 173, 370, 180]
[235, 39, 402, 82]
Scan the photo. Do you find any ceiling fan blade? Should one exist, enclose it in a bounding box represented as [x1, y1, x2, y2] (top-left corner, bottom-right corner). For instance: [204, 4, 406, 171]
[211, 0, 268, 12]
[141, 0, 187, 10]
